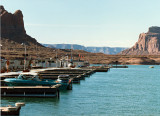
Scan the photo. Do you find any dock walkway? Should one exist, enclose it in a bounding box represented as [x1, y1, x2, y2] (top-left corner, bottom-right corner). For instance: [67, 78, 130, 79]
[1, 85, 60, 98]
[1, 102, 25, 116]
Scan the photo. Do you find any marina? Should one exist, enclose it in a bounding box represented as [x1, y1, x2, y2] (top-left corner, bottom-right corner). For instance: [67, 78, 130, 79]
[1, 1, 160, 115]
[0, 67, 108, 83]
[0, 66, 109, 115]
[0, 67, 109, 99]
[1, 65, 160, 115]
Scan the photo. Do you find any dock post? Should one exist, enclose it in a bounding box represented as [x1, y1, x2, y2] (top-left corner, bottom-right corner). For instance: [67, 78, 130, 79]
[57, 89, 60, 99]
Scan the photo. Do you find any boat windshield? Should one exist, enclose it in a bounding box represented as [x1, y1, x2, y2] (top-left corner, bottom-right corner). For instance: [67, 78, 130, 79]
[32, 75, 41, 81]
[17, 74, 41, 81]
[17, 74, 27, 79]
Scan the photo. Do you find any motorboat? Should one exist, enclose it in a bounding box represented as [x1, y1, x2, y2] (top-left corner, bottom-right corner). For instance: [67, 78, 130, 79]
[149, 66, 154, 68]
[4, 73, 72, 90]
[56, 75, 72, 90]
[4, 72, 55, 86]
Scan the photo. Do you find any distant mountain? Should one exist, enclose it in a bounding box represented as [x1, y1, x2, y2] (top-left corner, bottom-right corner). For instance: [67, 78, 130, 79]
[42, 44, 127, 54]
[120, 26, 160, 55]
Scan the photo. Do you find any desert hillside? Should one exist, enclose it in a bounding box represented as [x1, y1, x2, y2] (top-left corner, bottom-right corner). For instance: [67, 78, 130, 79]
[1, 6, 160, 65]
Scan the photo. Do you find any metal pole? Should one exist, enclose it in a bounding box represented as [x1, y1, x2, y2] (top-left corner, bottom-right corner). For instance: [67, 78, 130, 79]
[71, 45, 73, 63]
[24, 44, 26, 70]
[36, 43, 38, 58]
[67, 55, 68, 67]
[56, 50, 57, 68]
[71, 49, 72, 62]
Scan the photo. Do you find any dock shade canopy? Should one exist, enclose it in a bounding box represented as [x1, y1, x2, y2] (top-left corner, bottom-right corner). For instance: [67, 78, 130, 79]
[58, 75, 70, 80]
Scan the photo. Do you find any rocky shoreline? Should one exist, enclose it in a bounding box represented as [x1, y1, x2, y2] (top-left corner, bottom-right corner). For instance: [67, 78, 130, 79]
[87, 55, 160, 65]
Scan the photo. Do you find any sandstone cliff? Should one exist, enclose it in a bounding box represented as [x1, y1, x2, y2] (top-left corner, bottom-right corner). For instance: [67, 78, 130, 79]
[0, 5, 40, 45]
[121, 26, 160, 55]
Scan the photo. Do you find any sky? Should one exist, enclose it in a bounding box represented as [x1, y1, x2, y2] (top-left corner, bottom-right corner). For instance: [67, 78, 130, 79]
[1, 0, 160, 47]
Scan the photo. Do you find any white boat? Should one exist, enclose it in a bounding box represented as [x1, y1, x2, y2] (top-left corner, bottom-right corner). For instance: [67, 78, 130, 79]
[149, 66, 154, 68]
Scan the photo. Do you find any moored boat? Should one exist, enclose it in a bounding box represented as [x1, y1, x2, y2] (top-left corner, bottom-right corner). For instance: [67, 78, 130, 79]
[149, 66, 154, 68]
[56, 75, 72, 90]
[4, 72, 72, 90]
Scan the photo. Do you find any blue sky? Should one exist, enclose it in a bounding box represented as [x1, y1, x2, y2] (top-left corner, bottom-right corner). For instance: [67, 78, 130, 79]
[1, 0, 160, 47]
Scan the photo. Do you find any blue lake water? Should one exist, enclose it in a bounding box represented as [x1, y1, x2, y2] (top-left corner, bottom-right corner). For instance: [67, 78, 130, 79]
[1, 65, 160, 116]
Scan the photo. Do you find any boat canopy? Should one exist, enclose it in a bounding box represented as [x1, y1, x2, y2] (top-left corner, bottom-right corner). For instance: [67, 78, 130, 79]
[17, 72, 41, 81]
[20, 72, 38, 76]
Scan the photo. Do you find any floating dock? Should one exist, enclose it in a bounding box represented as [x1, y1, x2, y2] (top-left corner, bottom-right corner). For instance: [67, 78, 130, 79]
[110, 65, 128, 68]
[1, 102, 25, 116]
[38, 68, 98, 83]
[1, 85, 60, 98]
[0, 68, 99, 84]
[93, 67, 109, 72]
[0, 67, 109, 84]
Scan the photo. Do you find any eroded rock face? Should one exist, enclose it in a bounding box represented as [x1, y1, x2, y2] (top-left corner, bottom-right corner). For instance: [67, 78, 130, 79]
[0, 5, 39, 45]
[148, 26, 160, 33]
[1, 6, 26, 38]
[121, 26, 160, 55]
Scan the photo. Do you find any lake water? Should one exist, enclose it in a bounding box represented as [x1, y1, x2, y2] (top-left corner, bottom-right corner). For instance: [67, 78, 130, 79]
[1, 65, 160, 116]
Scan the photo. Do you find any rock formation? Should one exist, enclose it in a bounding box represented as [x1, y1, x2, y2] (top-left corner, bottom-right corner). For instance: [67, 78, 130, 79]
[120, 26, 160, 55]
[1, 6, 160, 65]
[0, 5, 40, 45]
[42, 44, 127, 55]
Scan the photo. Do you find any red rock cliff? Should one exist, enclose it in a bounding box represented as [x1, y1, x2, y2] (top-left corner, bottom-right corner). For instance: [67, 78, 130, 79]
[0, 5, 40, 45]
[120, 26, 160, 55]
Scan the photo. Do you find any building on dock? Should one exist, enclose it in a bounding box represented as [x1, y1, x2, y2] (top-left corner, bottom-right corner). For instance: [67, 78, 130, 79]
[0, 56, 90, 73]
